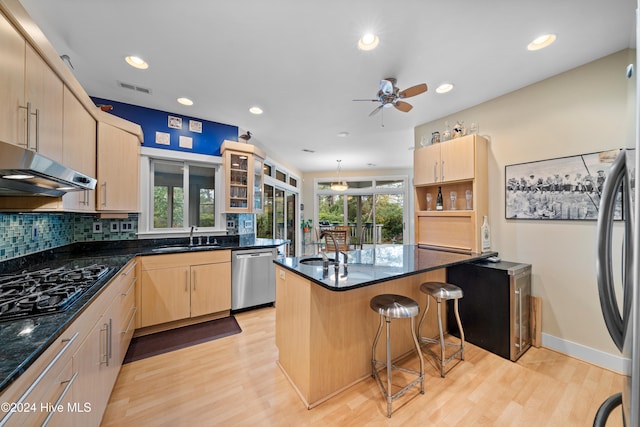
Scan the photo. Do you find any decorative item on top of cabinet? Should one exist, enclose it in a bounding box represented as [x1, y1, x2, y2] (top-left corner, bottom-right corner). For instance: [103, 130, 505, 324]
[96, 122, 141, 215]
[414, 134, 488, 253]
[221, 140, 265, 214]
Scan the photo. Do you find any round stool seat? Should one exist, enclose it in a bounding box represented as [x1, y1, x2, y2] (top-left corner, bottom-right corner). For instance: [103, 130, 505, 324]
[420, 282, 463, 300]
[370, 294, 419, 319]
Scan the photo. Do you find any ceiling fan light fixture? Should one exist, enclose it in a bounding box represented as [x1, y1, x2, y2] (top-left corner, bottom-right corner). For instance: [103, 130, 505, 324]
[436, 83, 454, 94]
[358, 33, 379, 51]
[527, 34, 556, 51]
[177, 97, 193, 106]
[249, 106, 263, 115]
[125, 55, 149, 69]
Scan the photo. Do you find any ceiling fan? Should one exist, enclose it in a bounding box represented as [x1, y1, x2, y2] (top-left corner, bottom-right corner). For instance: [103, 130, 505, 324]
[353, 78, 428, 117]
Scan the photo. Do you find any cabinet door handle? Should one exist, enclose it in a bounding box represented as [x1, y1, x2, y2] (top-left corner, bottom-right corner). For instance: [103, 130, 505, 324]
[185, 271, 189, 292]
[515, 289, 522, 349]
[17, 102, 31, 149]
[108, 318, 112, 362]
[0, 332, 79, 426]
[34, 108, 40, 152]
[102, 182, 108, 206]
[41, 371, 79, 427]
[433, 161, 438, 182]
[441, 160, 445, 181]
[193, 271, 196, 291]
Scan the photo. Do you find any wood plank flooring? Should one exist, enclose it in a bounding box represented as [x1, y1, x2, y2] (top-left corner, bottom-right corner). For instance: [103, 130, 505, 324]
[101, 307, 623, 426]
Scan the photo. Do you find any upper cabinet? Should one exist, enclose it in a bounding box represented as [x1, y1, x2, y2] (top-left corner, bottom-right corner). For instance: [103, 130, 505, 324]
[0, 12, 63, 161]
[414, 135, 476, 185]
[96, 122, 140, 213]
[61, 86, 96, 212]
[414, 134, 488, 253]
[221, 140, 265, 214]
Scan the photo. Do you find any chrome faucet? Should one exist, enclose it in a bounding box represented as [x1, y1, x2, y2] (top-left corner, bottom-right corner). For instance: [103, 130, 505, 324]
[319, 231, 348, 276]
[189, 225, 196, 246]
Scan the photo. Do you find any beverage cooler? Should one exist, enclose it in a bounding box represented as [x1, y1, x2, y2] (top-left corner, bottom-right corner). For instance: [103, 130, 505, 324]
[446, 260, 532, 361]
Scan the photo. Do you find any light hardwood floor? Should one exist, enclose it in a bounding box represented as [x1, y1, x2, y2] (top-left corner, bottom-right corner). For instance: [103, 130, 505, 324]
[101, 307, 623, 426]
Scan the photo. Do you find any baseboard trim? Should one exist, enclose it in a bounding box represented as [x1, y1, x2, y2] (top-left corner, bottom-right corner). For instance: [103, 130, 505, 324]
[541, 333, 628, 374]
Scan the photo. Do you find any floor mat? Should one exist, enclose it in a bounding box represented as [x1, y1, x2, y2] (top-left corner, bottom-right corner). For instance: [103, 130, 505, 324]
[123, 316, 242, 363]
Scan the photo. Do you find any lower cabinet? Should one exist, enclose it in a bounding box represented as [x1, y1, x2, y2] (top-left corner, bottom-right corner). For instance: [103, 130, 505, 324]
[139, 251, 231, 329]
[0, 258, 137, 427]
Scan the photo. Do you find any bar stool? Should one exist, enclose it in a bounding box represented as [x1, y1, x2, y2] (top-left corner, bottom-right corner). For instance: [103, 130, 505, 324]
[370, 294, 424, 418]
[417, 282, 465, 378]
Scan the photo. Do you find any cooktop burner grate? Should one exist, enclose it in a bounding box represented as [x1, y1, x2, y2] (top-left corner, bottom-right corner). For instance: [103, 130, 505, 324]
[0, 263, 112, 321]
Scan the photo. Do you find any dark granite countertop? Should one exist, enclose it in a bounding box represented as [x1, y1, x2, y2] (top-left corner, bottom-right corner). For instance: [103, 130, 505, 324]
[274, 245, 497, 291]
[0, 236, 287, 394]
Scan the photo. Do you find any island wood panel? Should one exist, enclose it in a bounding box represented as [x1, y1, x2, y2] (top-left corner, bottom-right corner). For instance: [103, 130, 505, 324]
[275, 266, 447, 408]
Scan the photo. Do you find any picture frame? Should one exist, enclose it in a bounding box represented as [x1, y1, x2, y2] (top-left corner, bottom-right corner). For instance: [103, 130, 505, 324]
[505, 149, 622, 220]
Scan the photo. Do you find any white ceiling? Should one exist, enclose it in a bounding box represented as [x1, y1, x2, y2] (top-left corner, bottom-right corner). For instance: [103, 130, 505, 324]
[19, 0, 636, 172]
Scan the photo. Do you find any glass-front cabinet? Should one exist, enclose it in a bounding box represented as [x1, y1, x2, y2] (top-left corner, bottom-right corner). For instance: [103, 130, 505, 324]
[221, 140, 265, 213]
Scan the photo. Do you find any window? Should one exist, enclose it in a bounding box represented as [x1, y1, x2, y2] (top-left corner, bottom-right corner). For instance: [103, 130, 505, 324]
[151, 159, 216, 229]
[275, 169, 286, 183]
[314, 176, 408, 246]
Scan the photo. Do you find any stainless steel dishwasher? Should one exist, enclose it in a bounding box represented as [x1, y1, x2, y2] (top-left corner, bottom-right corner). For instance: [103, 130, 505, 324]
[231, 248, 277, 310]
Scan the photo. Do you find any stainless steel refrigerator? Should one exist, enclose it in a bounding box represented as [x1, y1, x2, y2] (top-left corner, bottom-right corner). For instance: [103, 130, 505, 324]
[594, 8, 639, 422]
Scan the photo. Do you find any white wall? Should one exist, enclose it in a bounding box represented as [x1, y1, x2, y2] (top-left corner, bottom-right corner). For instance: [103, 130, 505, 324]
[415, 49, 635, 371]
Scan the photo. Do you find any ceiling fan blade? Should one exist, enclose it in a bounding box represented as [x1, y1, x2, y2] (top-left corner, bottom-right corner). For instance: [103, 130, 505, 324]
[399, 83, 428, 98]
[394, 101, 413, 113]
[380, 79, 394, 95]
[352, 98, 378, 102]
[369, 105, 384, 116]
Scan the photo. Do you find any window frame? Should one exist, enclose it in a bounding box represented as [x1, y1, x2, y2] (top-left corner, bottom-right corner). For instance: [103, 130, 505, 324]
[138, 146, 226, 238]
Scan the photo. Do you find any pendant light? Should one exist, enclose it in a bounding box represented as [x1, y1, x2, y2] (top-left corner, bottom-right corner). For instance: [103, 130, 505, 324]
[330, 160, 348, 192]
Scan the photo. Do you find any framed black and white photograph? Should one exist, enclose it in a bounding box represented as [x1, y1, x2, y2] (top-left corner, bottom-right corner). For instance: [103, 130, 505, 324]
[505, 149, 622, 220]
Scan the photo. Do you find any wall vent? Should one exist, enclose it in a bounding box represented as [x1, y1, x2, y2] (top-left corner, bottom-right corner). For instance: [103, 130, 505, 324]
[117, 81, 152, 94]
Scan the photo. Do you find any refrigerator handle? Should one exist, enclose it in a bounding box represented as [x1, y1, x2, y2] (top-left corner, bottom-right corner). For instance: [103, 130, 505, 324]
[596, 150, 625, 351]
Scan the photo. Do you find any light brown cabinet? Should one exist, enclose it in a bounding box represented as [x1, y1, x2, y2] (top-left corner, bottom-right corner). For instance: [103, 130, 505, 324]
[70, 259, 136, 427]
[0, 11, 63, 161]
[0, 259, 137, 427]
[62, 86, 97, 212]
[221, 140, 265, 213]
[96, 122, 140, 213]
[139, 251, 231, 329]
[414, 134, 488, 253]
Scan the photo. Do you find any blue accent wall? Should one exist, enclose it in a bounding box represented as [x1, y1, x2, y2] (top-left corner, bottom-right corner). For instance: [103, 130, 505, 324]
[92, 97, 238, 156]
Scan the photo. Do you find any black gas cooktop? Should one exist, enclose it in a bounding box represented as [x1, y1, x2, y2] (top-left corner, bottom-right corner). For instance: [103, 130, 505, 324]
[0, 263, 112, 322]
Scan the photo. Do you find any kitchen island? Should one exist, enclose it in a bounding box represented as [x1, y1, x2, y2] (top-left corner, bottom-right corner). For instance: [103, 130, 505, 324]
[273, 245, 494, 409]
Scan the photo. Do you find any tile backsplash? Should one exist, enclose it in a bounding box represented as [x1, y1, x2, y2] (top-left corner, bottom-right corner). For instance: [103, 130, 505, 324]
[0, 213, 138, 261]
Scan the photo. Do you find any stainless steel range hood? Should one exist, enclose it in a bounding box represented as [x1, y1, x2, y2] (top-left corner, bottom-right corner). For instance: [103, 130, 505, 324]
[0, 140, 96, 197]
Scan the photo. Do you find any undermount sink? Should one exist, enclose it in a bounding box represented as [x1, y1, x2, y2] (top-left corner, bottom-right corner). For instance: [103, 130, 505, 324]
[151, 244, 220, 253]
[299, 257, 335, 266]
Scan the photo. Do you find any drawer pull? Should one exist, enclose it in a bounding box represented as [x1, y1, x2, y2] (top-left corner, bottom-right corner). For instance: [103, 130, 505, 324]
[41, 371, 78, 427]
[122, 279, 136, 297]
[123, 306, 137, 335]
[0, 332, 79, 427]
[122, 261, 137, 277]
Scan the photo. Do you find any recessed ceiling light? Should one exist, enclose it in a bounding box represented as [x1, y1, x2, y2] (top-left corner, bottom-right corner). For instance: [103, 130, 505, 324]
[337, 131, 350, 137]
[358, 33, 379, 51]
[125, 55, 149, 69]
[177, 97, 193, 106]
[436, 83, 454, 94]
[302, 148, 315, 153]
[527, 34, 556, 51]
[249, 106, 263, 115]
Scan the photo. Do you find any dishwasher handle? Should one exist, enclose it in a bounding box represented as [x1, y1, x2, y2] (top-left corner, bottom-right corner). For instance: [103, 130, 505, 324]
[235, 252, 273, 259]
